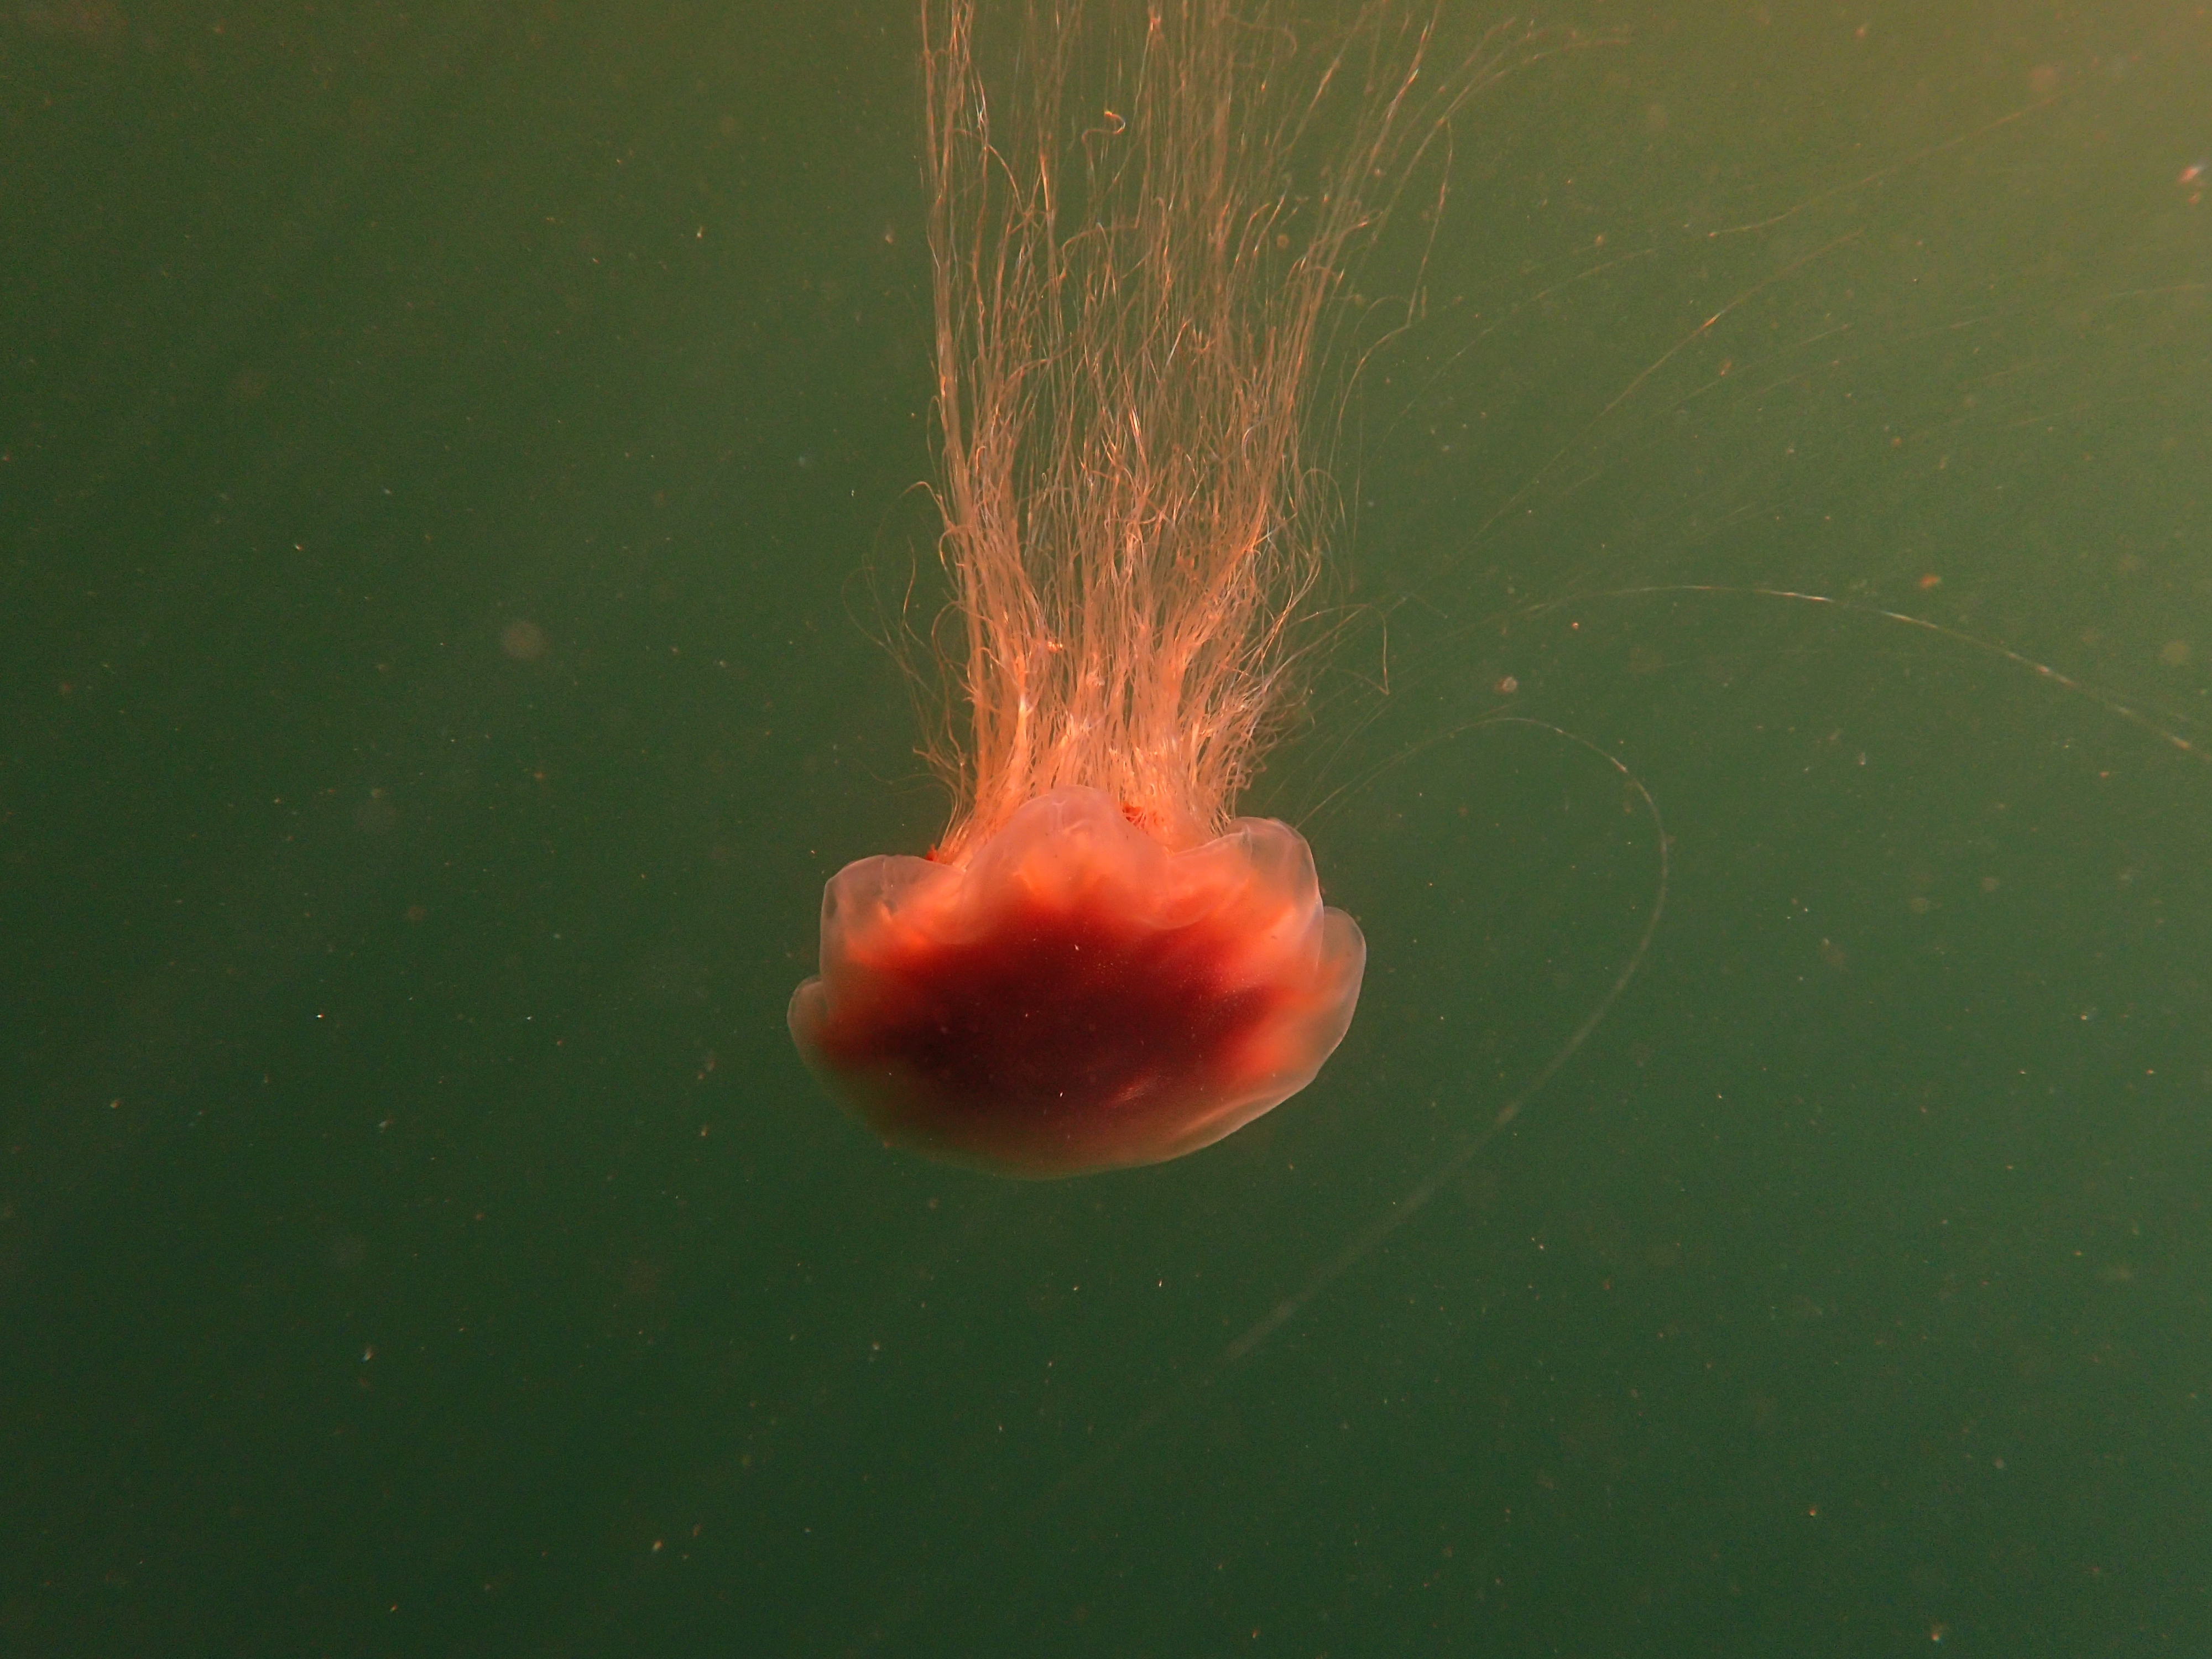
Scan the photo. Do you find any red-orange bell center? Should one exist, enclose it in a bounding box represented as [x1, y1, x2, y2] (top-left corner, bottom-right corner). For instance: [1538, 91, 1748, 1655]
[789, 787, 1365, 1176]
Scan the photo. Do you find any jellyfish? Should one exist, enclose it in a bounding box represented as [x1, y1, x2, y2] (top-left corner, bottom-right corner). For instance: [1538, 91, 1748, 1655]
[788, 1, 1493, 1176]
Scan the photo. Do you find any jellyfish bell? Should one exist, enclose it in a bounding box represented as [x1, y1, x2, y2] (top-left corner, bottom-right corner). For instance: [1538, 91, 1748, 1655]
[787, 786, 1365, 1176]
[788, 0, 1500, 1175]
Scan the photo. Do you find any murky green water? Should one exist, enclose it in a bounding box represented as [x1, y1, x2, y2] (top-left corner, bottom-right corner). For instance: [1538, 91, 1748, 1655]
[5, 2, 2208, 1653]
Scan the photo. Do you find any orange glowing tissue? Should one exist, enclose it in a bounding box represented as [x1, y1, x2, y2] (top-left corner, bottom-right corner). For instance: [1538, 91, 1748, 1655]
[791, 0, 1474, 1175]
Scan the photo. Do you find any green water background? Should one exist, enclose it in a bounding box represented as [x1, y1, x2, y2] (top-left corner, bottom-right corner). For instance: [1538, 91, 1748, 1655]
[4, 1, 2210, 1653]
